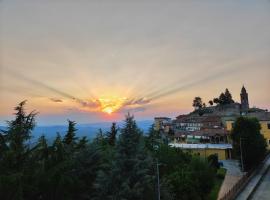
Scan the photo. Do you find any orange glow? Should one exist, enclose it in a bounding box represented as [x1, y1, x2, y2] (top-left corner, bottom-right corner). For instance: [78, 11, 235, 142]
[103, 107, 113, 114]
[99, 96, 127, 114]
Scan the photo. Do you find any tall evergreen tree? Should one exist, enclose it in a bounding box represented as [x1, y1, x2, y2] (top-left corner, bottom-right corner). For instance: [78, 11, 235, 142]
[146, 124, 162, 151]
[106, 122, 118, 146]
[224, 88, 234, 104]
[0, 101, 37, 200]
[63, 120, 78, 146]
[95, 114, 155, 200]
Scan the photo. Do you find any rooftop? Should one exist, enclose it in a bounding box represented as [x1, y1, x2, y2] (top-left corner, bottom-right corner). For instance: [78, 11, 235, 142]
[169, 143, 232, 150]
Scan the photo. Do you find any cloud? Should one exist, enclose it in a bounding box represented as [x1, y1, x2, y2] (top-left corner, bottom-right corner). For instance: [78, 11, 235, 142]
[123, 98, 151, 106]
[78, 99, 101, 110]
[118, 106, 146, 114]
[50, 98, 63, 103]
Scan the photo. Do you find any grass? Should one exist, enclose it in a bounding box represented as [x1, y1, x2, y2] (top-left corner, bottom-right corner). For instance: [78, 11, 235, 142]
[207, 168, 227, 200]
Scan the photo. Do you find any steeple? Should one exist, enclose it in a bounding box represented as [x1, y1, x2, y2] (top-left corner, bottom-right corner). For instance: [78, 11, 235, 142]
[240, 85, 249, 112]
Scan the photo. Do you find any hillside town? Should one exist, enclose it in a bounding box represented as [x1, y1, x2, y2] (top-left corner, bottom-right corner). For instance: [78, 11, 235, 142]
[154, 86, 270, 160]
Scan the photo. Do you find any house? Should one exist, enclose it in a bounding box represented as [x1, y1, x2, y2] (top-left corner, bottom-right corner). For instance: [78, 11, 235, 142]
[226, 111, 270, 148]
[169, 143, 232, 160]
[154, 117, 172, 133]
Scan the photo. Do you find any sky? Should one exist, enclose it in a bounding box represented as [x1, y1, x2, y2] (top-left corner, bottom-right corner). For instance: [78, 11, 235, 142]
[0, 0, 270, 125]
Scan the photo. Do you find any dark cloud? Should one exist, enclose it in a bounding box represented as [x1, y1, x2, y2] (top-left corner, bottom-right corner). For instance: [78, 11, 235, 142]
[50, 98, 63, 103]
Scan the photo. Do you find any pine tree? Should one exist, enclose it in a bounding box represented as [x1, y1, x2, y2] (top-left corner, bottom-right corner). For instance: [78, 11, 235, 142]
[106, 122, 118, 146]
[146, 124, 162, 151]
[95, 114, 155, 200]
[0, 101, 37, 200]
[76, 136, 88, 150]
[63, 120, 78, 146]
[224, 88, 234, 104]
[52, 133, 65, 163]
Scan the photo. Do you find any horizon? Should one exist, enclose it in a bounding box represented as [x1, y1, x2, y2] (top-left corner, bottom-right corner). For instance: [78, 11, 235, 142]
[1, 0, 270, 125]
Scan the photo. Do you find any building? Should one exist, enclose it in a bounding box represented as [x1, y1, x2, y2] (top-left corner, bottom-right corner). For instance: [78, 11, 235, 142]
[173, 115, 204, 132]
[169, 143, 232, 160]
[154, 117, 172, 133]
[155, 86, 270, 159]
[226, 111, 270, 148]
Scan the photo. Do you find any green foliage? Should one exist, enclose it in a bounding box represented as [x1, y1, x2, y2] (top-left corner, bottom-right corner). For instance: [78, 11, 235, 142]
[167, 157, 215, 200]
[216, 168, 226, 179]
[207, 168, 226, 200]
[213, 88, 234, 106]
[95, 114, 155, 200]
[193, 97, 203, 110]
[208, 154, 220, 170]
[231, 117, 267, 171]
[106, 122, 118, 146]
[145, 124, 163, 151]
[63, 120, 78, 146]
[0, 102, 219, 200]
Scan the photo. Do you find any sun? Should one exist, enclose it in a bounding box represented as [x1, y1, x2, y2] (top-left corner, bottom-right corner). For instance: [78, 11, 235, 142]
[98, 96, 127, 114]
[103, 107, 113, 114]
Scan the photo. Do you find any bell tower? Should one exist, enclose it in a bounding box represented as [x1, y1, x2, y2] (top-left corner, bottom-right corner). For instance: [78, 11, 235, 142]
[240, 85, 249, 112]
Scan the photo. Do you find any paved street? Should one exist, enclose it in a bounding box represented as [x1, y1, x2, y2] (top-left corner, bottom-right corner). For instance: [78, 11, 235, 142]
[236, 155, 270, 200]
[250, 167, 270, 200]
[218, 160, 243, 200]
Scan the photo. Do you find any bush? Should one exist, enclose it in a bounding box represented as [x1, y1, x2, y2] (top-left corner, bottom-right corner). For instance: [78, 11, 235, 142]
[216, 168, 226, 179]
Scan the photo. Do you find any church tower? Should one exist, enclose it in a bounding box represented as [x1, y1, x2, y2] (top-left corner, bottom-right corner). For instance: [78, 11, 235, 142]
[240, 86, 249, 111]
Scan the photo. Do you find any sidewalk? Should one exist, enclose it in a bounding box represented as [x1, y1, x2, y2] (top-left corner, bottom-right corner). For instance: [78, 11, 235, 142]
[235, 155, 270, 200]
[218, 160, 244, 200]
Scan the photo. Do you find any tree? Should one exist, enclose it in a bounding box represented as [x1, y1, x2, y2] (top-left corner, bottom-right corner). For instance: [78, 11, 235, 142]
[208, 100, 213, 106]
[231, 117, 267, 171]
[166, 156, 215, 200]
[146, 124, 162, 151]
[224, 88, 234, 104]
[95, 114, 155, 200]
[2, 101, 37, 169]
[213, 89, 234, 106]
[208, 154, 220, 170]
[218, 93, 226, 105]
[63, 120, 78, 146]
[192, 97, 203, 110]
[213, 98, 220, 105]
[106, 122, 118, 146]
[0, 101, 37, 200]
[76, 136, 88, 150]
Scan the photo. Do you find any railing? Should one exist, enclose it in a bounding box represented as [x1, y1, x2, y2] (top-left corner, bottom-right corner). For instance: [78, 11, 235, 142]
[219, 153, 270, 200]
[219, 171, 252, 200]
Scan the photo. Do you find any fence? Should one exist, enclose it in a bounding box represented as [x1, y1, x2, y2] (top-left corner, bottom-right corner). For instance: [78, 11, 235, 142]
[219, 153, 270, 200]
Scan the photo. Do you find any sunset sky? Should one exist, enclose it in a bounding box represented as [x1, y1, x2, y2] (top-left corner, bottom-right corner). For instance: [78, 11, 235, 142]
[0, 0, 270, 125]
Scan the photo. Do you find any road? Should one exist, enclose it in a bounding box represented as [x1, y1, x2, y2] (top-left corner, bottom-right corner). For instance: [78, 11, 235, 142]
[236, 155, 270, 200]
[217, 160, 243, 200]
[250, 167, 270, 200]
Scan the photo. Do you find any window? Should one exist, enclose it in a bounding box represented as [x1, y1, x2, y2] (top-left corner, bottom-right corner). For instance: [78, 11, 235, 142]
[267, 123, 270, 129]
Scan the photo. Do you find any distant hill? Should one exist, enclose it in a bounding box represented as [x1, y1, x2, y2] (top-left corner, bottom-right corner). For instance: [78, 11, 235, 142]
[0, 120, 153, 143]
